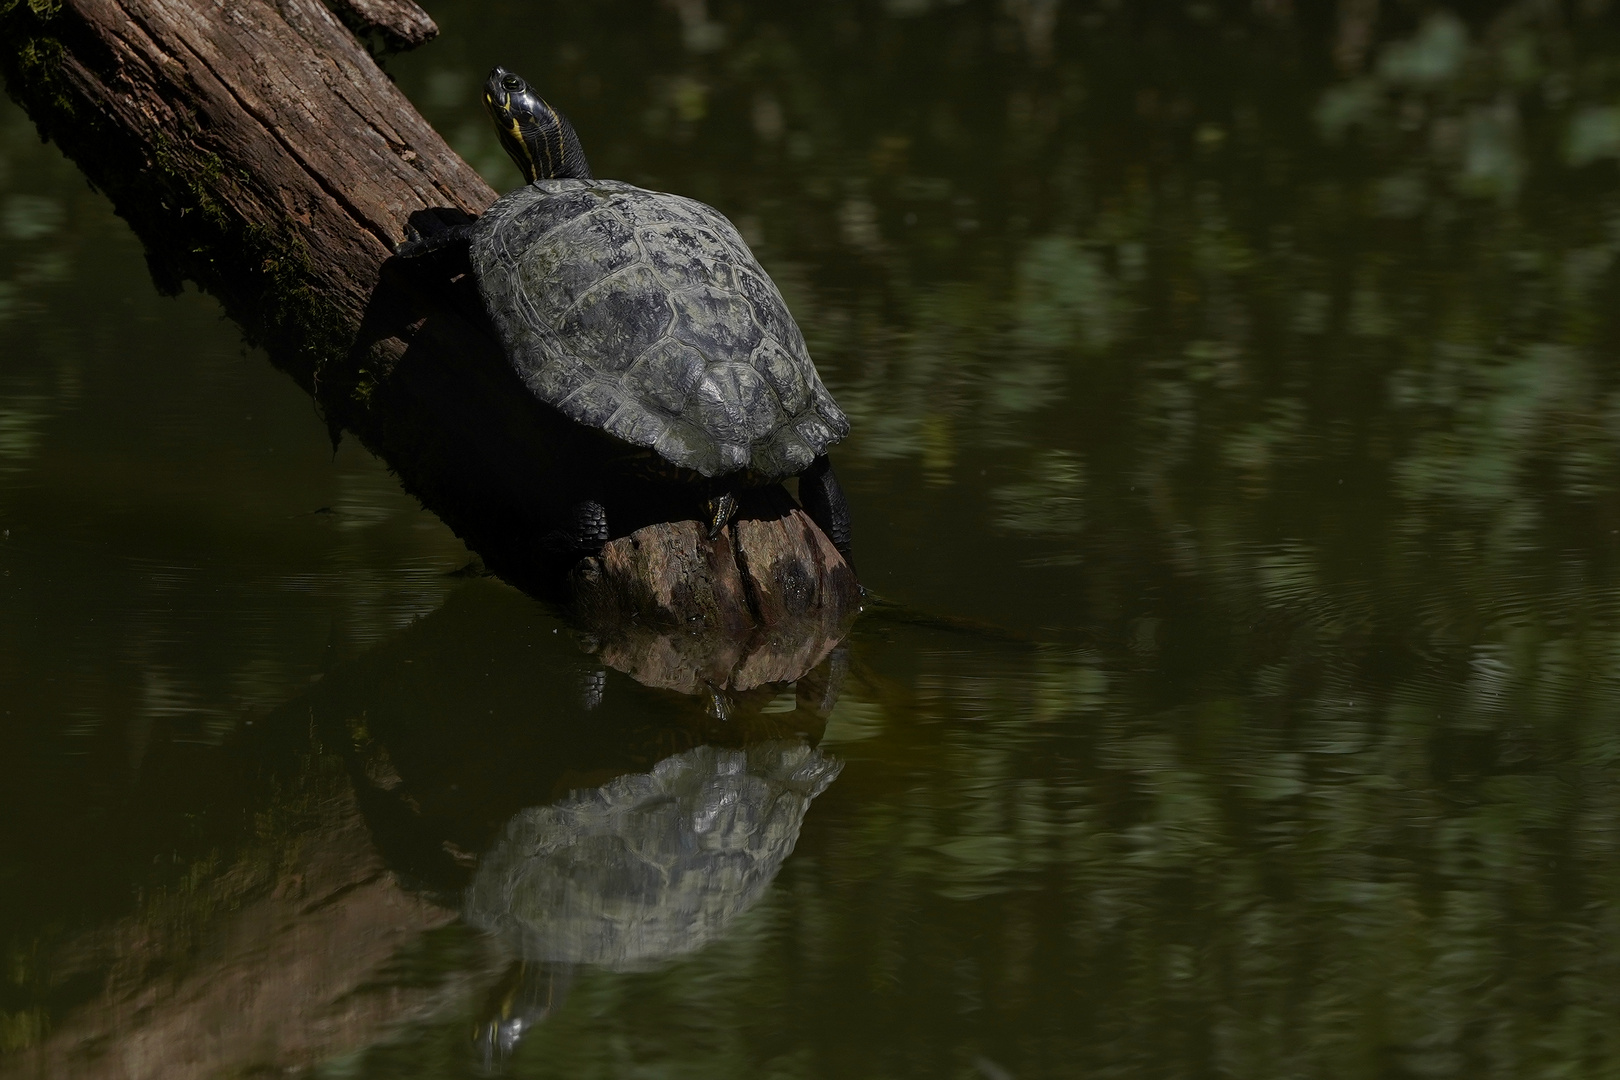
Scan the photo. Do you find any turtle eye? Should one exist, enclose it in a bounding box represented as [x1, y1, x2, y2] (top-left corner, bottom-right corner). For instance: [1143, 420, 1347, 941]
[502, 74, 523, 92]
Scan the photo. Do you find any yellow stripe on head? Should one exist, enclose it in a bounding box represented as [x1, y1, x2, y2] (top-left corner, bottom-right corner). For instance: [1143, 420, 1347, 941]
[484, 67, 590, 182]
[541, 101, 562, 177]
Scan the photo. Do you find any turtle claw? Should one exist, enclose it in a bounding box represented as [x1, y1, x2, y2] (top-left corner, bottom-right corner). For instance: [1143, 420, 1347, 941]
[394, 218, 475, 265]
[706, 492, 738, 540]
[394, 222, 423, 256]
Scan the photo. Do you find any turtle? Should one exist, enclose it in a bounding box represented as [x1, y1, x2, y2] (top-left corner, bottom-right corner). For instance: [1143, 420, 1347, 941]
[464, 741, 842, 970]
[464, 740, 842, 1060]
[398, 67, 853, 561]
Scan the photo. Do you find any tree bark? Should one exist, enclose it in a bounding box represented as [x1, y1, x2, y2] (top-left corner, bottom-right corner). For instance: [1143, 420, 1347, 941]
[325, 0, 438, 53]
[0, 0, 858, 644]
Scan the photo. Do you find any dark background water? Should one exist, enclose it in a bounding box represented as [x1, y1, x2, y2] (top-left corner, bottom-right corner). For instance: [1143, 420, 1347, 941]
[7, 0, 1620, 1076]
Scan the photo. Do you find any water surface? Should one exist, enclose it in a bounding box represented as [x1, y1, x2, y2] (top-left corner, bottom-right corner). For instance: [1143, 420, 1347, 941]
[6, 2, 1620, 1076]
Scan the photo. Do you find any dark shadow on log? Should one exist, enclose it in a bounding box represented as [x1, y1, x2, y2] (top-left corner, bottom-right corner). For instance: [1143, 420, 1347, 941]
[348, 247, 579, 584]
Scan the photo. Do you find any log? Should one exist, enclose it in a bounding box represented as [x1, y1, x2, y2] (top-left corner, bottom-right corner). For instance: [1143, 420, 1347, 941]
[323, 0, 438, 53]
[571, 485, 855, 694]
[0, 0, 859, 640]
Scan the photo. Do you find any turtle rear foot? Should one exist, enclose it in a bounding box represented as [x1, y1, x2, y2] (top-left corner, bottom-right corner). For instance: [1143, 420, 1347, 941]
[706, 492, 738, 540]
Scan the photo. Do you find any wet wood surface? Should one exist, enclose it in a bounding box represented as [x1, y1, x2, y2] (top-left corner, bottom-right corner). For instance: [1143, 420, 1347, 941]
[0, 0, 858, 633]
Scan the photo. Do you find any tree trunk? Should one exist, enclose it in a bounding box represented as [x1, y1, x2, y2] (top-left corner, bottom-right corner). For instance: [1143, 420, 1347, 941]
[0, 0, 859, 647]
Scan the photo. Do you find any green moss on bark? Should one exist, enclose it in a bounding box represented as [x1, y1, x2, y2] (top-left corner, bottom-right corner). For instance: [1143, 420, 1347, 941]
[1, 15, 369, 424]
[0, 3, 76, 126]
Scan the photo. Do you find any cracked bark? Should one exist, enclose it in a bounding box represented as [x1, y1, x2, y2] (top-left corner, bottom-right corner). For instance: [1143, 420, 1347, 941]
[0, 0, 859, 651]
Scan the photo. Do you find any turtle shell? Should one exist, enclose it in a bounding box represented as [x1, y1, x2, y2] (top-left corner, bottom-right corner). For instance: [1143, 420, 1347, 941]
[471, 179, 849, 479]
[463, 741, 842, 969]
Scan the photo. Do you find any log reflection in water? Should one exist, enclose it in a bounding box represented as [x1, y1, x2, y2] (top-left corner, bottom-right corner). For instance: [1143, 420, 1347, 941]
[585, 611, 853, 699]
[1, 577, 851, 1077]
[5, 779, 493, 1080]
[306, 578, 854, 1066]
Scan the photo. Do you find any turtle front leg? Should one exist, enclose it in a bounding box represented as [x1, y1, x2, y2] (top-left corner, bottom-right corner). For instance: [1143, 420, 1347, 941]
[799, 455, 853, 566]
[394, 218, 475, 276]
[568, 499, 610, 547]
[541, 498, 610, 555]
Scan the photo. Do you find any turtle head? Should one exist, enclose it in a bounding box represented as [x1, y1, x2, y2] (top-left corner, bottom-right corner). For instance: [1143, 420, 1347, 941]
[484, 67, 593, 183]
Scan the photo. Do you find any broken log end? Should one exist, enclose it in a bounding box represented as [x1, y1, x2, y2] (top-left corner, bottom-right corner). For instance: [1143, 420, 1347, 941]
[323, 0, 439, 52]
[567, 487, 860, 694]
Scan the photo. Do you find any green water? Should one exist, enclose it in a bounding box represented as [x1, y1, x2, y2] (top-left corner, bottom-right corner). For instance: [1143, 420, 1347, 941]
[8, 1, 1620, 1076]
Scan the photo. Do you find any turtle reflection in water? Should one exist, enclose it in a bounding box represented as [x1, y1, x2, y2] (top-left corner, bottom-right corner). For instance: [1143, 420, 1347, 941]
[398, 67, 854, 561]
[465, 740, 842, 1063]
